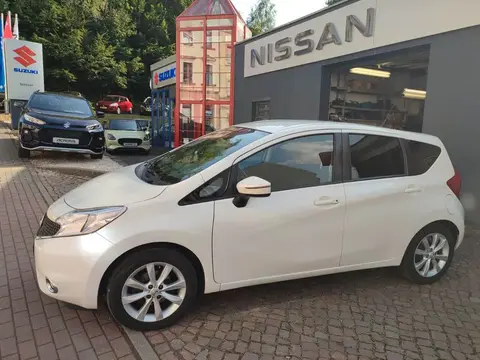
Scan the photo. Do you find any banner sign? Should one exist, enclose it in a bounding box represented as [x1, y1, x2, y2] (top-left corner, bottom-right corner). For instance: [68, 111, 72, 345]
[4, 39, 44, 99]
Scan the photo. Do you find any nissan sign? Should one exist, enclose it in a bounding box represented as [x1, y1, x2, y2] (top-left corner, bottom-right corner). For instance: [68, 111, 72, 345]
[244, 0, 480, 77]
[4, 39, 45, 100]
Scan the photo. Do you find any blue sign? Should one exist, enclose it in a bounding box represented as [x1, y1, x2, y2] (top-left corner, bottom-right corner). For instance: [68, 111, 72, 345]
[14, 68, 39, 74]
[159, 68, 175, 81]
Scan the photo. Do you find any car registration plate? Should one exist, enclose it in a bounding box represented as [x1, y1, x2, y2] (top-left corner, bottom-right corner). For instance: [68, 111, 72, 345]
[53, 137, 80, 145]
[123, 143, 137, 147]
[100, 106, 107, 109]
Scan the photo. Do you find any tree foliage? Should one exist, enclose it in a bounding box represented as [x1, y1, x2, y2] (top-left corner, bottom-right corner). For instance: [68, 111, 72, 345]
[246, 0, 276, 37]
[1, 0, 193, 102]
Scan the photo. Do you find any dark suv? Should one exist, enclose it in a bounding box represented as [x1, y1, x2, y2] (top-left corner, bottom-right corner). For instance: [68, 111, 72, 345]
[17, 91, 105, 159]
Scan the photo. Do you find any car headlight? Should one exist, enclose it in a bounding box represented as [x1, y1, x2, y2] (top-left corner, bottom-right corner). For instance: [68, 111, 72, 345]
[55, 206, 126, 237]
[143, 132, 150, 141]
[107, 133, 116, 140]
[110, 102, 118, 107]
[24, 114, 46, 125]
[87, 123, 102, 131]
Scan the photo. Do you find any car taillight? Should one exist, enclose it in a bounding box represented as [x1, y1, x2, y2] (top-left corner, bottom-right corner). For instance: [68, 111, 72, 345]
[447, 168, 461, 198]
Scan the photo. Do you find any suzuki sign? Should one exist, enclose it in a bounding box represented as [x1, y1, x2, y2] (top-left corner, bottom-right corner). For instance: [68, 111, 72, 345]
[4, 39, 44, 99]
[152, 61, 176, 89]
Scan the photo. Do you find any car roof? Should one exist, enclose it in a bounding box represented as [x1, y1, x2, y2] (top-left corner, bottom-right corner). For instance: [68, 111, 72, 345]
[235, 120, 441, 144]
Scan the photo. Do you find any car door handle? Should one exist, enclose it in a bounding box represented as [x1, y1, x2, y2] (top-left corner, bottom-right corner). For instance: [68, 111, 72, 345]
[405, 186, 424, 194]
[314, 198, 339, 206]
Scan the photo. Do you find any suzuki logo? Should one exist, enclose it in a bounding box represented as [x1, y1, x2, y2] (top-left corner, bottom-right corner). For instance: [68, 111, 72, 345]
[63, 122, 71, 129]
[13, 46, 37, 68]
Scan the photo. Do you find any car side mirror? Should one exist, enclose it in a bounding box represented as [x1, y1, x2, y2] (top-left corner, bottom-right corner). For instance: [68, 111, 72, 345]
[96, 111, 105, 118]
[14, 101, 26, 110]
[233, 176, 271, 208]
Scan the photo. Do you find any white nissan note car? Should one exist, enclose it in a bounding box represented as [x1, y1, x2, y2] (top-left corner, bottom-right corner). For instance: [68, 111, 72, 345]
[34, 120, 464, 330]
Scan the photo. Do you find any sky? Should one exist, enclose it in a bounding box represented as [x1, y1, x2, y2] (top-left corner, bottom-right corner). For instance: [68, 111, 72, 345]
[233, 0, 326, 27]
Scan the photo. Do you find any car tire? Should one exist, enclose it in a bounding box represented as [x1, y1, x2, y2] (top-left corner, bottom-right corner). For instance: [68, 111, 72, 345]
[90, 153, 104, 160]
[18, 146, 30, 158]
[129, 108, 133, 114]
[117, 108, 121, 115]
[106, 247, 198, 331]
[400, 224, 455, 284]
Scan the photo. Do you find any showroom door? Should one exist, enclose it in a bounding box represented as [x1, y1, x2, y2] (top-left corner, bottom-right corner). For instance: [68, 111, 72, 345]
[212, 132, 346, 286]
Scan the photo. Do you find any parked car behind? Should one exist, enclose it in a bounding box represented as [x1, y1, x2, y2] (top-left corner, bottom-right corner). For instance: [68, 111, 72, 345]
[34, 120, 464, 330]
[105, 118, 151, 154]
[96, 95, 133, 114]
[17, 91, 105, 159]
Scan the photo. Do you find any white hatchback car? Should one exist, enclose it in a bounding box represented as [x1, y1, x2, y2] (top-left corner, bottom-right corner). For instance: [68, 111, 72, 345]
[34, 120, 464, 330]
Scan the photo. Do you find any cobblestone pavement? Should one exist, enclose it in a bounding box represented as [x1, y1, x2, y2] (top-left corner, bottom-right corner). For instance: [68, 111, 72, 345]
[2, 120, 480, 360]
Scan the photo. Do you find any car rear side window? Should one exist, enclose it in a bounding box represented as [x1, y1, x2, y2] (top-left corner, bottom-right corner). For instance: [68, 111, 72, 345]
[407, 140, 441, 175]
[348, 134, 405, 180]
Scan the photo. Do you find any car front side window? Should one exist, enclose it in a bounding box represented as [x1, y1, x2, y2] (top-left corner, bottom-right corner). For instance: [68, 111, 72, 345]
[236, 134, 336, 192]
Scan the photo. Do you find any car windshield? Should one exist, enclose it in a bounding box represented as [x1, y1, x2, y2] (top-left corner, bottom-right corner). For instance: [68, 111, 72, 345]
[140, 126, 269, 185]
[29, 93, 93, 116]
[109, 119, 141, 131]
[104, 96, 120, 102]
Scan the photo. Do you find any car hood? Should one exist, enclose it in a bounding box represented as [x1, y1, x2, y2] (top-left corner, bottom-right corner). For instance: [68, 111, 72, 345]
[64, 164, 166, 209]
[28, 109, 99, 126]
[106, 130, 146, 139]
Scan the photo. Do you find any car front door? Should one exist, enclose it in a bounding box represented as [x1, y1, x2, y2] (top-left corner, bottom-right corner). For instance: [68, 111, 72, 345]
[212, 132, 346, 287]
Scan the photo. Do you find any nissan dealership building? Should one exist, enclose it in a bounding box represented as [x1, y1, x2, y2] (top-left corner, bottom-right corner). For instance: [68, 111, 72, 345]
[233, 0, 480, 221]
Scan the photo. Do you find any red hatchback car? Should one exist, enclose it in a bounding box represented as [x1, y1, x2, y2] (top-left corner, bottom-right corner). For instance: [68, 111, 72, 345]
[96, 95, 133, 114]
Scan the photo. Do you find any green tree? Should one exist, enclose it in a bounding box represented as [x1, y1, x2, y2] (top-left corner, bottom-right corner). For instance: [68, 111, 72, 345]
[326, 0, 343, 6]
[246, 0, 276, 36]
[5, 0, 193, 102]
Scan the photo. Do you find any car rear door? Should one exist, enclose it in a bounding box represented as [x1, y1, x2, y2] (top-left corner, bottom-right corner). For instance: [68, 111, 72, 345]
[340, 130, 421, 267]
[212, 131, 346, 287]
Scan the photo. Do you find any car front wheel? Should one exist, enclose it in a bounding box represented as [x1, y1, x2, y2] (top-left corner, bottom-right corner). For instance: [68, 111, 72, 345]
[116, 107, 121, 114]
[401, 224, 455, 284]
[106, 248, 198, 330]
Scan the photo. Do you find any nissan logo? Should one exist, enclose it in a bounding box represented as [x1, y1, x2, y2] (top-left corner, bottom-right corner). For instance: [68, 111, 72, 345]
[63, 122, 71, 129]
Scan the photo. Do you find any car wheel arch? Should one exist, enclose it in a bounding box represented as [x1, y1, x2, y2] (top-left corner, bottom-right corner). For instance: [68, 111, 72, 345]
[402, 220, 460, 257]
[98, 242, 206, 302]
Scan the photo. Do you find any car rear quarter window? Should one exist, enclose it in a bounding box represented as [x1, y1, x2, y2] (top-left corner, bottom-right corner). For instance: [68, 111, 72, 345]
[348, 134, 405, 180]
[406, 140, 441, 175]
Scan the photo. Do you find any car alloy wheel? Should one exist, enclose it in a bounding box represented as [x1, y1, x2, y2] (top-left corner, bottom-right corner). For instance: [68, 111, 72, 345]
[401, 224, 455, 284]
[121, 262, 186, 322]
[117, 107, 121, 114]
[414, 233, 449, 278]
[106, 248, 198, 330]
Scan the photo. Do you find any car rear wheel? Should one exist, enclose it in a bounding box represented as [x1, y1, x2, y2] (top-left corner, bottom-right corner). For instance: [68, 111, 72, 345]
[18, 146, 30, 158]
[401, 224, 455, 284]
[106, 248, 198, 330]
[117, 107, 121, 114]
[91, 153, 103, 159]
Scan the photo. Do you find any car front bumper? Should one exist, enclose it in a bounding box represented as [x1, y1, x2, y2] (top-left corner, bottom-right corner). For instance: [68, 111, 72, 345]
[34, 232, 114, 309]
[106, 139, 151, 151]
[20, 124, 105, 154]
